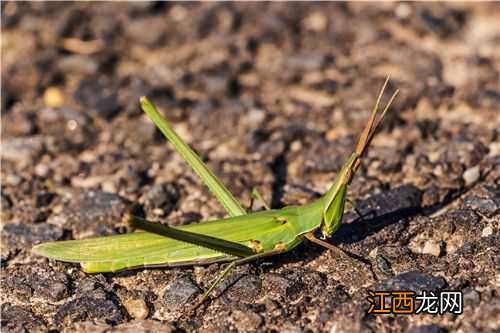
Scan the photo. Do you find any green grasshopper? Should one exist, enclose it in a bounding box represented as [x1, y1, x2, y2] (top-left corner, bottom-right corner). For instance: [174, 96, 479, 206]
[33, 77, 398, 305]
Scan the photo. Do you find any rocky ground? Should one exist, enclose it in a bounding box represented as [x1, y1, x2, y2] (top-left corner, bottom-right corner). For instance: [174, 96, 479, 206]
[1, 2, 499, 332]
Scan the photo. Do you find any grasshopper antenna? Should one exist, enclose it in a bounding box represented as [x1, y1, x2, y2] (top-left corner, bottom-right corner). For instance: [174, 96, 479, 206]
[353, 75, 399, 172]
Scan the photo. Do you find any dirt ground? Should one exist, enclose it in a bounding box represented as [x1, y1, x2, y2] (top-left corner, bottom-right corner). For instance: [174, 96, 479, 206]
[1, 2, 499, 332]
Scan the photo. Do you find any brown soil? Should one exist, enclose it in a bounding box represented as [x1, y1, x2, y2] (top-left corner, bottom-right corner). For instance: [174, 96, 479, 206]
[1, 2, 499, 332]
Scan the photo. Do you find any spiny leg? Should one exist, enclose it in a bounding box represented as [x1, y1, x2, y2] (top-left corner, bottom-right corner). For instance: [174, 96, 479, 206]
[194, 249, 282, 309]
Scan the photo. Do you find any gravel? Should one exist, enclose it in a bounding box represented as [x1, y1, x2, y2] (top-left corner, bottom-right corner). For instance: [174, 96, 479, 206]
[1, 2, 499, 332]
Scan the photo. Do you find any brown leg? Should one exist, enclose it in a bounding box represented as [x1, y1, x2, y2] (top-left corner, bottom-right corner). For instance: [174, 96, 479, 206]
[304, 232, 363, 266]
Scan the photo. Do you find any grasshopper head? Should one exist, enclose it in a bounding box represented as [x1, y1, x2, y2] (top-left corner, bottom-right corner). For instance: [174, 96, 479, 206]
[321, 183, 347, 239]
[320, 76, 398, 239]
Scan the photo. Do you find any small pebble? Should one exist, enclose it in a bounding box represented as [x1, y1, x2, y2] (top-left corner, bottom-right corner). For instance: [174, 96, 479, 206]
[101, 180, 118, 193]
[246, 108, 266, 127]
[1, 193, 13, 209]
[34, 163, 50, 177]
[58, 55, 98, 75]
[163, 277, 200, 310]
[74, 79, 120, 119]
[463, 288, 481, 305]
[290, 140, 302, 152]
[125, 16, 166, 46]
[43, 87, 64, 108]
[464, 194, 499, 217]
[41, 281, 69, 302]
[230, 310, 263, 331]
[54, 291, 124, 326]
[303, 12, 327, 31]
[170, 5, 188, 21]
[152, 208, 164, 216]
[262, 273, 293, 299]
[488, 142, 500, 157]
[482, 226, 493, 237]
[2, 223, 63, 250]
[422, 240, 443, 257]
[1, 304, 47, 332]
[395, 3, 412, 19]
[373, 271, 445, 293]
[1, 136, 43, 164]
[222, 274, 262, 303]
[146, 183, 179, 215]
[5, 174, 22, 186]
[123, 299, 149, 320]
[463, 165, 480, 186]
[35, 191, 55, 208]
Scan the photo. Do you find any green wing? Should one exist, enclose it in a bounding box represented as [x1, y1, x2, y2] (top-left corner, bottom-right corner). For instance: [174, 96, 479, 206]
[32, 207, 306, 273]
[126, 214, 255, 257]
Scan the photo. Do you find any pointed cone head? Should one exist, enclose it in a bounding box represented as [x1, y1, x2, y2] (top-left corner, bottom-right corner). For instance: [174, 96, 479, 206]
[320, 76, 398, 238]
[321, 183, 347, 238]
